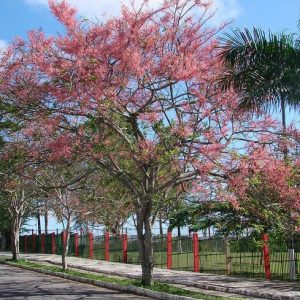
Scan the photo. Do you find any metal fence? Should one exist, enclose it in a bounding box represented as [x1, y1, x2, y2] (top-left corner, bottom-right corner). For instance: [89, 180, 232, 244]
[269, 239, 300, 280]
[17, 232, 300, 281]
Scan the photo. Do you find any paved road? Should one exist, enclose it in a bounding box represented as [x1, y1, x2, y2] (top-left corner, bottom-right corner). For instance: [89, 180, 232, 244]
[0, 264, 153, 300]
[9, 253, 300, 300]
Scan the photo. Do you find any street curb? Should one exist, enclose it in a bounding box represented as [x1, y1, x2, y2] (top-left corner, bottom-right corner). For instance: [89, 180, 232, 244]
[4, 262, 196, 300]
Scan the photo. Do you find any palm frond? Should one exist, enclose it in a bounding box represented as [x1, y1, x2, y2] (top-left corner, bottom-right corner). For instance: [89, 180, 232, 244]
[218, 27, 300, 113]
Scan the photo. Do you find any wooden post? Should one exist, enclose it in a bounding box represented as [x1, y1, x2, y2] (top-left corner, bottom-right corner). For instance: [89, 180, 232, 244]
[262, 233, 271, 280]
[122, 234, 128, 263]
[24, 235, 28, 254]
[167, 231, 172, 269]
[51, 232, 56, 254]
[89, 233, 93, 259]
[74, 233, 79, 257]
[193, 233, 199, 272]
[105, 231, 110, 261]
[32, 234, 36, 253]
[225, 236, 231, 276]
[288, 249, 296, 280]
[41, 233, 45, 254]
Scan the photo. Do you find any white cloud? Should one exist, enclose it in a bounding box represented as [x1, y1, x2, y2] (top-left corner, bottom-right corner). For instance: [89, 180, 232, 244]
[0, 39, 8, 50]
[24, 0, 161, 19]
[210, 0, 242, 25]
[24, 0, 242, 23]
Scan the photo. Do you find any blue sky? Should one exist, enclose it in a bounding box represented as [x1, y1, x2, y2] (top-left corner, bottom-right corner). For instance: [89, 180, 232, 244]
[0, 0, 299, 48]
[2, 0, 298, 233]
[234, 0, 299, 33]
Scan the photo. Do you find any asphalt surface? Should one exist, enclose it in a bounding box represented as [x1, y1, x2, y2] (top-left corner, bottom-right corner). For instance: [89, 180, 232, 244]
[10, 253, 300, 300]
[0, 264, 153, 300]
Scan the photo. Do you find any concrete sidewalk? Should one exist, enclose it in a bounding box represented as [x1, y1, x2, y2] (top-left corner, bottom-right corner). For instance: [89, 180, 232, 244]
[2, 253, 300, 300]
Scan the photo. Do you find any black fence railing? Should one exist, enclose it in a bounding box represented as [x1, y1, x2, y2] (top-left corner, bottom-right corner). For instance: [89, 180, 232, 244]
[16, 232, 300, 281]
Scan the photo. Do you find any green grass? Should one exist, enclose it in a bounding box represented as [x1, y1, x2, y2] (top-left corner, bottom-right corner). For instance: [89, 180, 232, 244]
[4, 258, 235, 300]
[0, 256, 11, 263]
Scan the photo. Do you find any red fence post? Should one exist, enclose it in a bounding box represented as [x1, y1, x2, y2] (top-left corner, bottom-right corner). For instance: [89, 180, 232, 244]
[32, 234, 36, 253]
[193, 233, 199, 272]
[24, 235, 28, 254]
[167, 231, 172, 269]
[105, 232, 110, 261]
[51, 232, 56, 254]
[41, 233, 45, 254]
[74, 233, 79, 257]
[122, 234, 128, 264]
[89, 233, 94, 259]
[263, 233, 271, 280]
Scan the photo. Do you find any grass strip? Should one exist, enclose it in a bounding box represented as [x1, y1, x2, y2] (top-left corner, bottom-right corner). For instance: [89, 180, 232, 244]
[3, 258, 233, 300]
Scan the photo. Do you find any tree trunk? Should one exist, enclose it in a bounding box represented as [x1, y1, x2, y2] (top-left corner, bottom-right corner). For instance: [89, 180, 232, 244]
[281, 98, 288, 159]
[61, 231, 68, 271]
[37, 211, 41, 236]
[45, 200, 48, 235]
[177, 226, 183, 253]
[136, 207, 153, 286]
[0, 232, 6, 251]
[281, 98, 287, 133]
[62, 217, 71, 271]
[11, 217, 21, 260]
[159, 213, 163, 235]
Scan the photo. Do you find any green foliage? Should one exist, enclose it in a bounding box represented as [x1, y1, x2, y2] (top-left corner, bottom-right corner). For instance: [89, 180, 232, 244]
[0, 199, 31, 235]
[230, 236, 263, 252]
[0, 205, 11, 232]
[169, 200, 248, 236]
[168, 196, 295, 238]
[219, 27, 300, 113]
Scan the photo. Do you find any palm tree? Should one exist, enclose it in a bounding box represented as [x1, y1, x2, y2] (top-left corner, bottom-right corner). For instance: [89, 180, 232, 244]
[219, 27, 300, 138]
[219, 27, 300, 248]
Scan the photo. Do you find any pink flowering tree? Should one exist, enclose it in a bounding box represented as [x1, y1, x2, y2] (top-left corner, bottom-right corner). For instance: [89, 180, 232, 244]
[228, 145, 300, 235]
[0, 0, 284, 284]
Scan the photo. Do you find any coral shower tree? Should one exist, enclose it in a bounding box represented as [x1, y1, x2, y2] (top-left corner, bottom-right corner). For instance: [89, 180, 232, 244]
[0, 0, 292, 284]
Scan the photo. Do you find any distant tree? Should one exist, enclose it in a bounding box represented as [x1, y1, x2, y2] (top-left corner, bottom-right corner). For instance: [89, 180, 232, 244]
[0, 141, 36, 260]
[36, 162, 95, 270]
[80, 170, 134, 235]
[0, 205, 12, 251]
